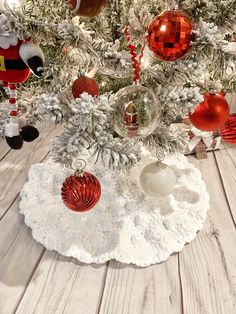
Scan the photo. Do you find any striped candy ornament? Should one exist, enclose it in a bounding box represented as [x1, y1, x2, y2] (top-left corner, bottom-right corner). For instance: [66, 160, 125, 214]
[61, 171, 101, 212]
[220, 114, 236, 144]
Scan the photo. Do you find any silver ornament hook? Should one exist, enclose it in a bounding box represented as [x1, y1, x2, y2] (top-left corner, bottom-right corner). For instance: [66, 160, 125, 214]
[72, 158, 87, 176]
[77, 69, 85, 77]
[169, 0, 179, 10]
[156, 147, 165, 162]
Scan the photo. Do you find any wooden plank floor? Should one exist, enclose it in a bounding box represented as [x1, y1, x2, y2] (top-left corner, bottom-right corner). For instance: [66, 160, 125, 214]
[0, 127, 236, 314]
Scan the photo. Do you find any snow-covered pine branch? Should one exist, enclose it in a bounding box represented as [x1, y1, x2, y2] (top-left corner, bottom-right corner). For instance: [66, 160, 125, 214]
[143, 123, 189, 154]
[51, 93, 141, 170]
[1, 0, 236, 169]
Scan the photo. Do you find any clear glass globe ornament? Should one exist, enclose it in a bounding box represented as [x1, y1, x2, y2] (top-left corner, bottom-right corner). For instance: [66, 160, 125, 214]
[113, 85, 160, 139]
[140, 161, 176, 197]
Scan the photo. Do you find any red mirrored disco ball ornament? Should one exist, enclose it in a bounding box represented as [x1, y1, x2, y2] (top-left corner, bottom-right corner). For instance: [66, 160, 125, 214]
[61, 171, 101, 212]
[68, 0, 107, 18]
[189, 93, 230, 131]
[72, 75, 100, 99]
[220, 114, 236, 144]
[147, 10, 193, 61]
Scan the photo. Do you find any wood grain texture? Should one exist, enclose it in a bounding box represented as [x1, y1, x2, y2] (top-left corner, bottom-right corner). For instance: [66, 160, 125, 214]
[179, 154, 236, 314]
[214, 144, 236, 223]
[99, 257, 182, 314]
[0, 126, 60, 219]
[226, 93, 236, 112]
[16, 251, 108, 314]
[0, 126, 60, 313]
[0, 198, 44, 314]
[0, 139, 11, 160]
[229, 94, 236, 112]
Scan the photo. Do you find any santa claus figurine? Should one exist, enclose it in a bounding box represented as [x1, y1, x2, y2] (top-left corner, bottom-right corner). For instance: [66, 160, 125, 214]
[0, 8, 44, 149]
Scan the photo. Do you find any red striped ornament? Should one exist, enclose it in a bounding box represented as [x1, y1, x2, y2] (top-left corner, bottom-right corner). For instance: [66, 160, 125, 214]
[61, 172, 101, 212]
[220, 114, 236, 144]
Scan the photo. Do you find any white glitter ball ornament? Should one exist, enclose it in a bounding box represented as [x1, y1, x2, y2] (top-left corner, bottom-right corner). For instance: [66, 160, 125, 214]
[140, 161, 177, 197]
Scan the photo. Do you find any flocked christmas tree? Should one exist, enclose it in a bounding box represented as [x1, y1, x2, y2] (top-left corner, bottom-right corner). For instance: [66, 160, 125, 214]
[0, 0, 236, 209]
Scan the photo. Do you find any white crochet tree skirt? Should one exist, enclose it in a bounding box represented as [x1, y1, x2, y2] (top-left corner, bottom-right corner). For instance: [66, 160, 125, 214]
[20, 150, 210, 267]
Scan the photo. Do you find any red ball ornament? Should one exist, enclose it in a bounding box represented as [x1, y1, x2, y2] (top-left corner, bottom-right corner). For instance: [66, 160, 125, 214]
[72, 75, 100, 99]
[68, 0, 107, 18]
[147, 10, 193, 61]
[61, 171, 101, 212]
[220, 114, 236, 144]
[189, 93, 230, 131]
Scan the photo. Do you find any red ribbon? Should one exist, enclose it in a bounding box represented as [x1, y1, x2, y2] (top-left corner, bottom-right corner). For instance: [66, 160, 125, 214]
[125, 25, 145, 83]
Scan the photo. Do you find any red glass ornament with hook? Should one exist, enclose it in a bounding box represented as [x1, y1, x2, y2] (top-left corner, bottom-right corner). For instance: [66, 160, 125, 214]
[72, 74, 100, 99]
[61, 170, 101, 212]
[189, 93, 230, 131]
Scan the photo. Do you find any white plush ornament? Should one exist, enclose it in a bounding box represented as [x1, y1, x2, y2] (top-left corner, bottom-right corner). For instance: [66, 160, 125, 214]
[140, 161, 177, 197]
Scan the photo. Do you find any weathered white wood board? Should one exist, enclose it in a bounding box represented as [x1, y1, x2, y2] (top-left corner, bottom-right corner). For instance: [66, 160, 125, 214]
[214, 143, 236, 223]
[0, 198, 45, 314]
[0, 126, 62, 313]
[229, 93, 236, 112]
[0, 126, 60, 219]
[179, 155, 236, 314]
[0, 139, 11, 160]
[99, 257, 182, 314]
[16, 252, 108, 314]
